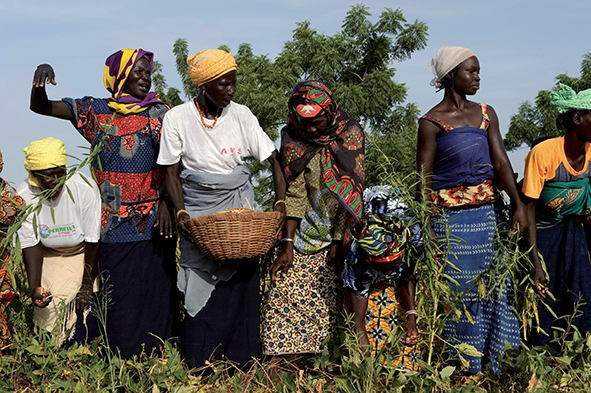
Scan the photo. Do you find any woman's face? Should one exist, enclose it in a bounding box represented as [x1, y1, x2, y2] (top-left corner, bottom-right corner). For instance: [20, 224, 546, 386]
[124, 57, 152, 99]
[574, 110, 591, 142]
[33, 167, 67, 198]
[453, 56, 480, 95]
[203, 70, 237, 108]
[297, 113, 329, 138]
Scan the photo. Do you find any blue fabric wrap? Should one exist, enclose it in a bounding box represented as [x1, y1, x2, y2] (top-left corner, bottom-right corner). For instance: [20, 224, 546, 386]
[177, 165, 255, 317]
[433, 203, 520, 373]
[431, 127, 494, 190]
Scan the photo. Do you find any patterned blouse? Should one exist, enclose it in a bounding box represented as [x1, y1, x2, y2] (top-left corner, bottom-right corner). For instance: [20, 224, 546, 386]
[64, 97, 168, 243]
[287, 154, 348, 254]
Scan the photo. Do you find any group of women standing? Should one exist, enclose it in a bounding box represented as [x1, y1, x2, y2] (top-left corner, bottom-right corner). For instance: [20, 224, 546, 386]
[0, 42, 586, 377]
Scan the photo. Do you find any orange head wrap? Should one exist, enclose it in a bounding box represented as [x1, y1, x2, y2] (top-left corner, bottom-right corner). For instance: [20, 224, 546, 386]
[187, 49, 237, 86]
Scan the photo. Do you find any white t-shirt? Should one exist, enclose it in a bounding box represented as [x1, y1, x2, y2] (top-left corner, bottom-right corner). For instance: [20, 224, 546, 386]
[157, 100, 276, 173]
[17, 172, 101, 249]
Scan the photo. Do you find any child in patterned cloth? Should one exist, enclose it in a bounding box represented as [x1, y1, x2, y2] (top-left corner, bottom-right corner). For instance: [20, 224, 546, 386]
[343, 185, 422, 368]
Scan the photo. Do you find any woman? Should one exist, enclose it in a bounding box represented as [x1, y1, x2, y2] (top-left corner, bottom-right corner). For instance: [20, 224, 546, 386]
[18, 137, 100, 345]
[416, 46, 527, 373]
[157, 49, 286, 369]
[0, 151, 24, 352]
[30, 48, 176, 357]
[343, 185, 421, 370]
[522, 83, 591, 347]
[262, 81, 364, 373]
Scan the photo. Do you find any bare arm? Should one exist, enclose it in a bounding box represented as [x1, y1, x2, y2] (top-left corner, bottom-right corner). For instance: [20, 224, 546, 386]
[398, 276, 418, 345]
[163, 163, 189, 233]
[269, 218, 300, 281]
[524, 197, 547, 297]
[416, 119, 439, 236]
[76, 242, 99, 312]
[22, 243, 51, 307]
[486, 106, 528, 234]
[30, 64, 74, 120]
[267, 150, 287, 233]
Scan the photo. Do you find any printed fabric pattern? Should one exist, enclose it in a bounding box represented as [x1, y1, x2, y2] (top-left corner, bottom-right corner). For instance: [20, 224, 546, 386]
[63, 96, 168, 243]
[280, 81, 365, 221]
[0, 178, 24, 349]
[421, 104, 498, 207]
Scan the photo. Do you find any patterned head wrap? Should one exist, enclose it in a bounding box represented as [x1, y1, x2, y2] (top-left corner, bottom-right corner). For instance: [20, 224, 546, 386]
[281, 80, 365, 220]
[0, 151, 3, 174]
[104, 48, 169, 115]
[187, 49, 237, 86]
[23, 137, 67, 188]
[550, 83, 591, 114]
[428, 46, 476, 90]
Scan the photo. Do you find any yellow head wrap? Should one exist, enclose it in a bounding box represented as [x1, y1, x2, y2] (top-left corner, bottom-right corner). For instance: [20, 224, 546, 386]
[23, 137, 67, 188]
[187, 49, 237, 86]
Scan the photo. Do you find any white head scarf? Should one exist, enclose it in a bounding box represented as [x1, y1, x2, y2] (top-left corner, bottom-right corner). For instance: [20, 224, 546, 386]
[428, 46, 475, 90]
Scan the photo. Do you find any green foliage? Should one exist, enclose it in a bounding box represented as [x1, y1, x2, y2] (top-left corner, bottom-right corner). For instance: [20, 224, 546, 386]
[167, 5, 428, 207]
[504, 53, 591, 150]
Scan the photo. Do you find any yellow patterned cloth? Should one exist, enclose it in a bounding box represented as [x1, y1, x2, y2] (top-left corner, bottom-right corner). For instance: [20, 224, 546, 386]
[23, 137, 67, 188]
[262, 249, 342, 355]
[187, 49, 237, 86]
[365, 284, 419, 370]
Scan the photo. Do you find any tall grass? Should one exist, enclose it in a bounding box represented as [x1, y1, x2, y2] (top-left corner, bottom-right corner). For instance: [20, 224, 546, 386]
[1, 139, 591, 391]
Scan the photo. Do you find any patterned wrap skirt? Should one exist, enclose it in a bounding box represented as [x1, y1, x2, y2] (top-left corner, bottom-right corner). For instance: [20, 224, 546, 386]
[262, 249, 341, 355]
[432, 203, 520, 373]
[361, 284, 419, 370]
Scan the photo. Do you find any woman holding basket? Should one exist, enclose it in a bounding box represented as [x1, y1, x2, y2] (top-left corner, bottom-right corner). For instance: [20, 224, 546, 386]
[157, 49, 286, 369]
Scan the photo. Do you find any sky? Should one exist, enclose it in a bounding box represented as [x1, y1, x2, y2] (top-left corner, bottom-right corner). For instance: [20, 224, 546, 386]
[1, 0, 590, 185]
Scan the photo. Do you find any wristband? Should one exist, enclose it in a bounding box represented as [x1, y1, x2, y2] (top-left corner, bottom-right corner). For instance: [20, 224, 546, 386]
[176, 209, 189, 220]
[274, 199, 286, 207]
[405, 309, 418, 317]
[281, 238, 294, 243]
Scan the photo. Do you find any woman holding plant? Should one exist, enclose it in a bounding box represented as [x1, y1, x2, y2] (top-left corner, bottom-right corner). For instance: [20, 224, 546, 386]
[18, 137, 100, 345]
[261, 80, 364, 377]
[416, 46, 527, 373]
[522, 84, 591, 347]
[29, 49, 177, 357]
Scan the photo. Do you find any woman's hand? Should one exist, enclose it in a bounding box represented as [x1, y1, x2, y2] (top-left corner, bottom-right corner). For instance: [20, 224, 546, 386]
[177, 211, 190, 235]
[402, 315, 419, 346]
[75, 285, 93, 313]
[31, 286, 51, 308]
[270, 243, 294, 281]
[33, 64, 57, 88]
[511, 202, 528, 235]
[328, 241, 343, 276]
[533, 265, 548, 298]
[155, 200, 173, 238]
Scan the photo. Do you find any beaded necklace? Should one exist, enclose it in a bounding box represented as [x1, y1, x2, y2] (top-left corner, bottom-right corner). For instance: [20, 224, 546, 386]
[195, 98, 220, 129]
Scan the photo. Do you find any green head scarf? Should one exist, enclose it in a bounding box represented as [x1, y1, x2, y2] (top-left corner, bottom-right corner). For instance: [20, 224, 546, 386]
[550, 83, 591, 114]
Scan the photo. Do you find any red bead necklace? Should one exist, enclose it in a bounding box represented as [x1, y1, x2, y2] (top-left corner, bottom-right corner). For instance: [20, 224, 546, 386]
[196, 99, 220, 129]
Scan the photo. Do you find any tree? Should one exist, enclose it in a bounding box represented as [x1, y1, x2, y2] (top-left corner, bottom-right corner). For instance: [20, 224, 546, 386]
[504, 53, 591, 151]
[167, 5, 428, 205]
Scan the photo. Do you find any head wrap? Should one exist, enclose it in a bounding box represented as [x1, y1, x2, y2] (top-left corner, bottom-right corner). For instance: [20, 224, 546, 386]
[550, 83, 591, 114]
[23, 137, 67, 188]
[187, 49, 237, 86]
[280, 81, 365, 220]
[428, 46, 476, 90]
[0, 151, 3, 174]
[104, 48, 169, 115]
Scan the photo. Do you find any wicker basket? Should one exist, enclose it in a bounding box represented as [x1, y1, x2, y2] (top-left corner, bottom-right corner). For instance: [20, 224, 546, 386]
[185, 208, 281, 261]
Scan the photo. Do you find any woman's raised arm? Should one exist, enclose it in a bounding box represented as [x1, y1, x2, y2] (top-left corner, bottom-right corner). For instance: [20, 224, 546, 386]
[30, 64, 74, 120]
